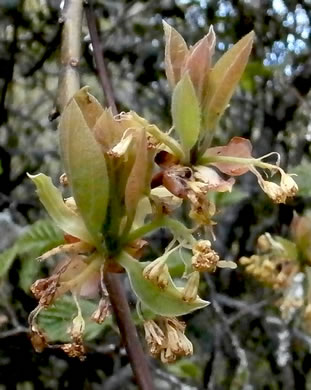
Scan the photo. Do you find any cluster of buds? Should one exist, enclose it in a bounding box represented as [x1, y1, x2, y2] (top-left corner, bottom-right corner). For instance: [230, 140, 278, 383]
[143, 317, 193, 363]
[239, 254, 298, 290]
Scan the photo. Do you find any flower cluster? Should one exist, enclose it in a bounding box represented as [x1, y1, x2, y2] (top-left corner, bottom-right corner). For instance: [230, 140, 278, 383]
[143, 317, 193, 363]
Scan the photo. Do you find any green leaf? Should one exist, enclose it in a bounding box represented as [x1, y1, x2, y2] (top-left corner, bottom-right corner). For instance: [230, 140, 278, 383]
[117, 251, 209, 316]
[38, 295, 110, 342]
[0, 245, 18, 279]
[28, 173, 94, 244]
[203, 31, 254, 136]
[172, 72, 201, 155]
[17, 219, 64, 256]
[59, 88, 109, 246]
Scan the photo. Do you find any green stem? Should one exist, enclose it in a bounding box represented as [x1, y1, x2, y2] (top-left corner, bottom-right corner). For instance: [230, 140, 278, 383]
[147, 125, 185, 162]
[124, 216, 195, 245]
[199, 155, 279, 172]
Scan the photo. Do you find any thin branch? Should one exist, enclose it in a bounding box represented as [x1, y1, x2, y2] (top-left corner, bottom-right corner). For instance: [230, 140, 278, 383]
[84, 1, 118, 114]
[104, 273, 154, 390]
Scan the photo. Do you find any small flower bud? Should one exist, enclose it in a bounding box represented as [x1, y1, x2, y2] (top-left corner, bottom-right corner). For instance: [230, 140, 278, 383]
[143, 258, 169, 288]
[182, 271, 200, 302]
[260, 180, 287, 204]
[70, 312, 85, 342]
[257, 234, 272, 253]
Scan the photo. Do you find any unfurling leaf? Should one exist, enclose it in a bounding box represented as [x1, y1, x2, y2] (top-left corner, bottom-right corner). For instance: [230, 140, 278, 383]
[204, 137, 253, 175]
[28, 173, 94, 244]
[183, 26, 216, 102]
[172, 73, 201, 156]
[125, 131, 149, 226]
[59, 88, 109, 247]
[163, 21, 189, 88]
[202, 31, 254, 142]
[117, 252, 209, 316]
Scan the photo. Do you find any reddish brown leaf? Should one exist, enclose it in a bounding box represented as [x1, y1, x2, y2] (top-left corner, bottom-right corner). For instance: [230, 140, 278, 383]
[204, 137, 253, 176]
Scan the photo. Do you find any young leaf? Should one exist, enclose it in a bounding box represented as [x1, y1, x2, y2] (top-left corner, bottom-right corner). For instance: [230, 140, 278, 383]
[183, 26, 216, 102]
[163, 21, 189, 88]
[202, 31, 254, 140]
[117, 251, 209, 316]
[28, 173, 94, 244]
[59, 89, 109, 246]
[172, 73, 201, 155]
[125, 131, 149, 227]
[72, 86, 104, 130]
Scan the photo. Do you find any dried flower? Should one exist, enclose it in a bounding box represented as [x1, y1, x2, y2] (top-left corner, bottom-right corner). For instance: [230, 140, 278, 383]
[91, 298, 110, 324]
[143, 320, 165, 356]
[192, 240, 220, 272]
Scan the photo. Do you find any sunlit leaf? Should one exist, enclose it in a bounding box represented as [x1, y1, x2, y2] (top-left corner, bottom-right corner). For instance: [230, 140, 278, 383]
[117, 251, 209, 316]
[172, 73, 201, 154]
[59, 89, 109, 246]
[28, 173, 94, 244]
[163, 21, 189, 88]
[202, 31, 254, 139]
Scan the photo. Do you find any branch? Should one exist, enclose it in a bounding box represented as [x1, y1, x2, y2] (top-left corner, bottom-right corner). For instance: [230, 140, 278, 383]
[51, 0, 84, 120]
[104, 274, 154, 390]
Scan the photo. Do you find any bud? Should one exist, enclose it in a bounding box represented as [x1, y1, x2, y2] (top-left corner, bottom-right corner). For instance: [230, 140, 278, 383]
[192, 240, 219, 272]
[143, 258, 170, 289]
[70, 311, 85, 342]
[259, 180, 287, 204]
[182, 271, 200, 302]
[257, 234, 272, 253]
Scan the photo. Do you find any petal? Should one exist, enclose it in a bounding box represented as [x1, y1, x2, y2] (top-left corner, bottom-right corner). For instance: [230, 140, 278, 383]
[194, 166, 235, 192]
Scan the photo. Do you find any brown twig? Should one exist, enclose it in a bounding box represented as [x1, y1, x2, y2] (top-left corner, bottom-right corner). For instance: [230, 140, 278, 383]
[84, 2, 117, 114]
[85, 2, 154, 389]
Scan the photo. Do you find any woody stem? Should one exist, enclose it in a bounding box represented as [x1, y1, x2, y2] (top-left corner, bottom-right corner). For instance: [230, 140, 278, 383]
[85, 2, 154, 389]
